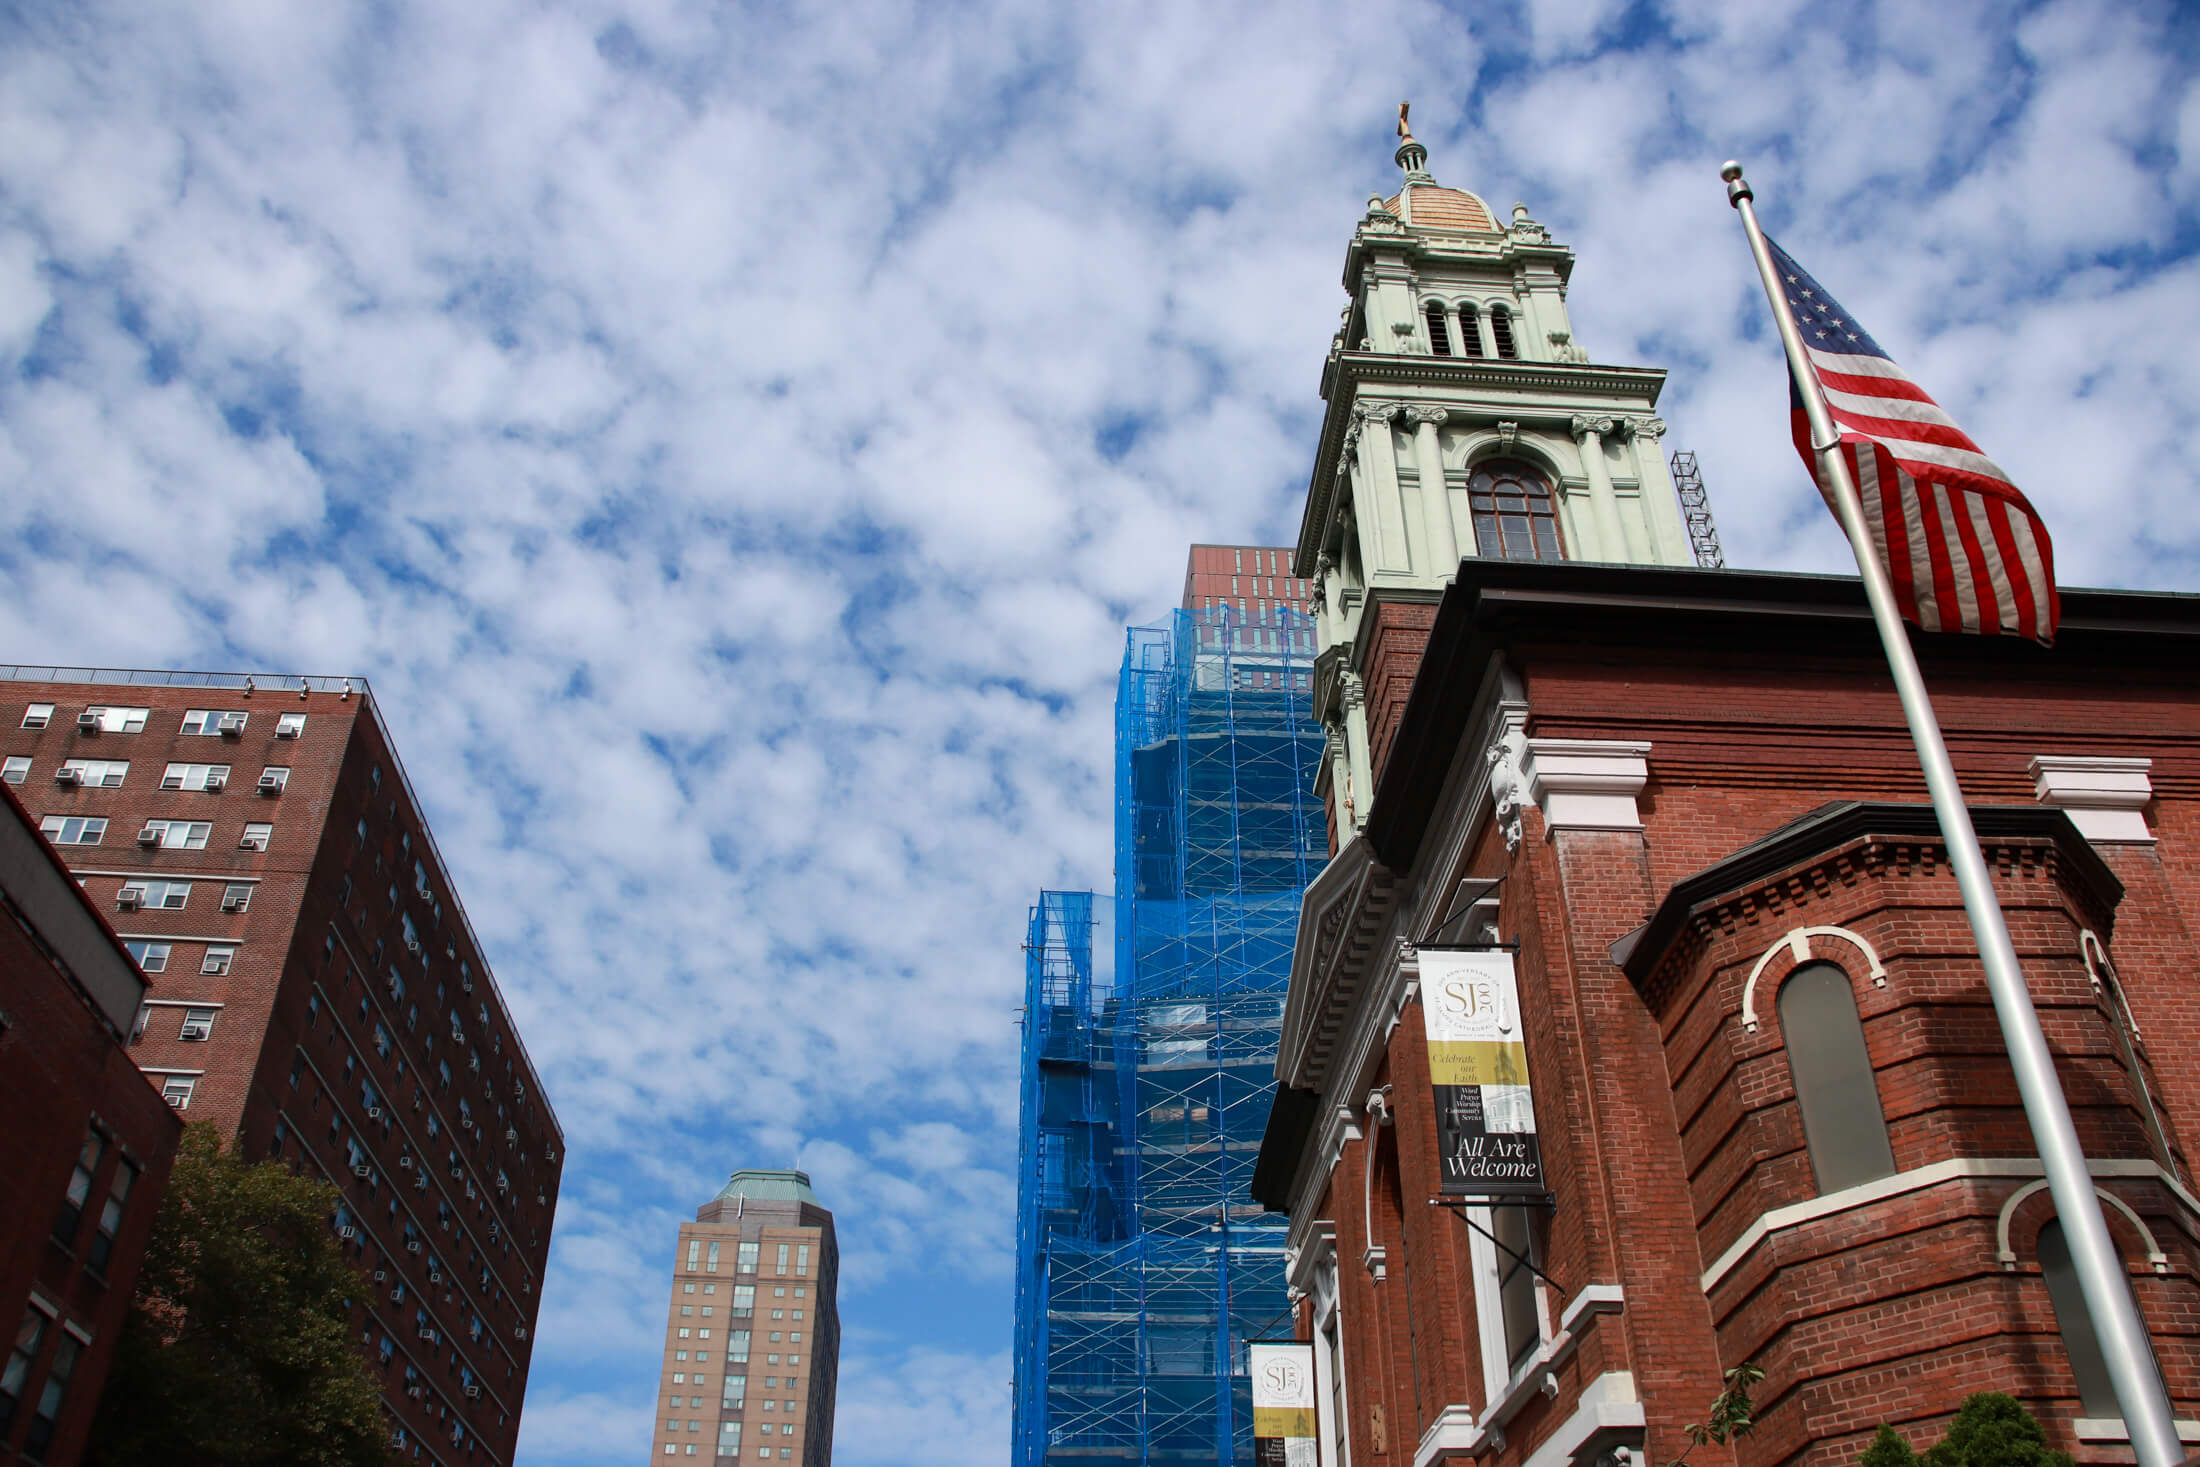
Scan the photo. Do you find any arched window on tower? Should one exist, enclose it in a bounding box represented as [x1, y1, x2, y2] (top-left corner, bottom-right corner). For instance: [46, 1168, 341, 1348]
[1778, 961, 1896, 1193]
[1489, 306, 1519, 359]
[1424, 302, 1453, 357]
[1457, 305, 1486, 358]
[1467, 459, 1563, 562]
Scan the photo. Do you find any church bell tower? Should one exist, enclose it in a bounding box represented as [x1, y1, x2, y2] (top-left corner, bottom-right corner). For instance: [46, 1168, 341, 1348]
[1297, 107, 1696, 847]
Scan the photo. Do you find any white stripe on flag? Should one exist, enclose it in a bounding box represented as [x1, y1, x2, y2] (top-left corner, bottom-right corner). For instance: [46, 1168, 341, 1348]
[1892, 460, 1939, 632]
[1966, 494, 2021, 631]
[1876, 436, 2014, 483]
[1928, 478, 1983, 632]
[2005, 510, 2052, 632]
[1822, 386, 1963, 430]
[1849, 437, 1895, 571]
[1806, 347, 1912, 381]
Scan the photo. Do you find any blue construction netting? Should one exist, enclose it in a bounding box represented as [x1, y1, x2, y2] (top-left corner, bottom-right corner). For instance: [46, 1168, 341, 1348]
[1013, 605, 1326, 1467]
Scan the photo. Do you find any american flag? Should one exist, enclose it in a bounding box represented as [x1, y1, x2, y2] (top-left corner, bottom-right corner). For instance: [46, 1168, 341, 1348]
[1770, 237, 2059, 643]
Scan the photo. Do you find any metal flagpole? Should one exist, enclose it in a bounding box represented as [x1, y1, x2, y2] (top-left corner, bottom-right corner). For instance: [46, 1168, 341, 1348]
[1721, 161, 2182, 1467]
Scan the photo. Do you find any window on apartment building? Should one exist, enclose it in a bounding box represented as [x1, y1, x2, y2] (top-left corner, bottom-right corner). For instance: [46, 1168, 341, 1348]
[81, 706, 149, 733]
[276, 712, 306, 738]
[774, 1244, 788, 1276]
[125, 941, 170, 973]
[20, 703, 53, 729]
[161, 1076, 195, 1110]
[53, 1130, 106, 1248]
[738, 1242, 758, 1274]
[239, 822, 272, 851]
[39, 816, 106, 845]
[258, 766, 289, 794]
[731, 1286, 754, 1317]
[795, 1245, 808, 1276]
[141, 819, 211, 850]
[728, 1331, 750, 1364]
[1778, 962, 1896, 1194]
[179, 1007, 217, 1041]
[58, 758, 130, 787]
[179, 709, 245, 736]
[160, 762, 230, 791]
[707, 1241, 721, 1273]
[21, 1328, 81, 1461]
[222, 882, 252, 912]
[722, 1377, 745, 1409]
[687, 1239, 702, 1272]
[120, 880, 191, 911]
[87, 1159, 138, 1273]
[2038, 1220, 2124, 1418]
[201, 947, 235, 977]
[2, 1306, 50, 1439]
[1, 756, 26, 784]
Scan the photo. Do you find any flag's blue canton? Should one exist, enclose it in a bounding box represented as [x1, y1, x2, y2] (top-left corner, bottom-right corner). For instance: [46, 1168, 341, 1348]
[1766, 238, 1888, 360]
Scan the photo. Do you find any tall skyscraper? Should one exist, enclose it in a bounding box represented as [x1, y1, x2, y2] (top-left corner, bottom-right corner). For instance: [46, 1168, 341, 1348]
[0, 670, 563, 1466]
[650, 1169, 840, 1465]
[1012, 554, 1327, 1466]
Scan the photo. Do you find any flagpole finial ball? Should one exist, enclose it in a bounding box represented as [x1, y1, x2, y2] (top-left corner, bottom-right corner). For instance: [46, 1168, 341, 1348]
[1720, 161, 1744, 182]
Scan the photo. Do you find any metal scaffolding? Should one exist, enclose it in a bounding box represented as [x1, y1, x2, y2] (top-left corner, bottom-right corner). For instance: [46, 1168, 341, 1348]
[1013, 606, 1326, 1467]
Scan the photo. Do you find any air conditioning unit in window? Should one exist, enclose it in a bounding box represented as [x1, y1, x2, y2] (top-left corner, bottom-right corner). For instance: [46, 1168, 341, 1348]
[514, 1326, 528, 1339]
[405, 936, 421, 954]
[429, 1271, 444, 1284]
[465, 1385, 481, 1399]
[77, 711, 99, 732]
[398, 1154, 413, 1169]
[544, 1148, 557, 1163]
[217, 713, 246, 737]
[406, 1384, 424, 1399]
[504, 1127, 517, 1143]
[204, 775, 226, 792]
[117, 887, 144, 910]
[468, 1055, 480, 1073]
[406, 1240, 423, 1254]
[220, 892, 247, 912]
[239, 832, 267, 850]
[414, 1174, 427, 1191]
[258, 772, 283, 793]
[338, 1225, 357, 1239]
[418, 1329, 438, 1343]
[180, 1021, 211, 1042]
[367, 1106, 385, 1121]
[137, 827, 160, 846]
[54, 766, 81, 786]
[353, 1164, 373, 1179]
[275, 724, 299, 740]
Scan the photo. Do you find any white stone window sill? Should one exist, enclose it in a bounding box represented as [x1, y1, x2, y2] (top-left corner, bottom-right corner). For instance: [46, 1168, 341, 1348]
[2073, 1419, 2200, 1444]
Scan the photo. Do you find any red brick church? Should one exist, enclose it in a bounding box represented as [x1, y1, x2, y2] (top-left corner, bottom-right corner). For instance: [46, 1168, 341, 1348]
[1249, 125, 2200, 1467]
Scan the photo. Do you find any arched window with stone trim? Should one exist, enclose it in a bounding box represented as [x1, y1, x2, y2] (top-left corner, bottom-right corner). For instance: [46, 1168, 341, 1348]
[1424, 301, 1454, 356]
[1467, 459, 1563, 562]
[1777, 961, 1896, 1193]
[1457, 304, 1486, 358]
[1488, 305, 1519, 359]
[2037, 1219, 2123, 1417]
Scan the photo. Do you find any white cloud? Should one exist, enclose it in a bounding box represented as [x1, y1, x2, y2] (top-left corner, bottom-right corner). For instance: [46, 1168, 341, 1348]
[0, 3, 2191, 1465]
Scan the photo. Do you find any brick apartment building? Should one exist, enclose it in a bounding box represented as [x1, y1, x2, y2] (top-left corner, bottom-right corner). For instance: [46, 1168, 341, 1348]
[0, 670, 564, 1466]
[1182, 544, 1316, 619]
[649, 1169, 840, 1465]
[1241, 129, 2200, 1467]
[1, 780, 181, 1467]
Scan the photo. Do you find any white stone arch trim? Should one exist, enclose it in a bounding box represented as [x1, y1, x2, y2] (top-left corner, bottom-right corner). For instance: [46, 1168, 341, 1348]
[1740, 924, 1888, 1033]
[2080, 928, 2143, 1044]
[1452, 434, 1571, 487]
[1995, 1178, 2170, 1273]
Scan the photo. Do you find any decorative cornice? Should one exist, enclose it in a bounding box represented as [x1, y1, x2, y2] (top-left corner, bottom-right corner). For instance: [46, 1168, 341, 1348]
[1404, 404, 1450, 428]
[1568, 413, 1616, 441]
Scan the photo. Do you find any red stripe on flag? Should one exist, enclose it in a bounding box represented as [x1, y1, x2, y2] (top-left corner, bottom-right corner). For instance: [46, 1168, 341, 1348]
[1814, 367, 1940, 404]
[1826, 408, 1987, 458]
[1911, 475, 1964, 633]
[1867, 445, 1918, 621]
[1980, 497, 2038, 642]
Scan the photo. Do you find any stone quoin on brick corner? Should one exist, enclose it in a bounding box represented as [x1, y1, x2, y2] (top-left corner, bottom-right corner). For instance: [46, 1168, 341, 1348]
[1243, 120, 2200, 1467]
[0, 668, 565, 1467]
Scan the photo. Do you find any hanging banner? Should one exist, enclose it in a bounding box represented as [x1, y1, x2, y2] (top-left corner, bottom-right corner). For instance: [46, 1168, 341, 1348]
[1420, 948, 1546, 1198]
[1249, 1342, 1319, 1467]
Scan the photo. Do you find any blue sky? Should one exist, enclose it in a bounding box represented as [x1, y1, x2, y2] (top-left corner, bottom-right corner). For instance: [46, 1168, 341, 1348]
[2, 2, 2196, 1463]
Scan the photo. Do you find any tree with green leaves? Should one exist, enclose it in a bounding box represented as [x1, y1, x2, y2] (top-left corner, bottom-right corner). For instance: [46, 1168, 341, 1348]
[1858, 1393, 2075, 1467]
[85, 1123, 389, 1467]
[1667, 1361, 1767, 1467]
